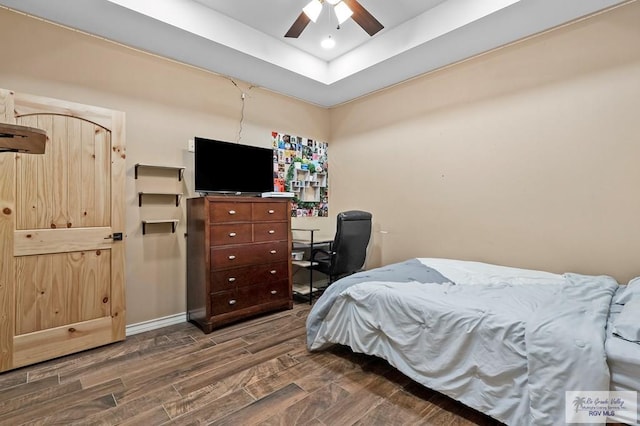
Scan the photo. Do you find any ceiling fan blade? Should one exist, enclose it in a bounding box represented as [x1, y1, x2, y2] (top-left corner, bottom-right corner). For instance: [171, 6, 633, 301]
[342, 0, 384, 36]
[284, 12, 311, 38]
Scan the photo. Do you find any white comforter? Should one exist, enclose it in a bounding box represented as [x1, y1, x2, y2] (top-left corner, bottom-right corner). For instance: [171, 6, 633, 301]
[307, 258, 619, 425]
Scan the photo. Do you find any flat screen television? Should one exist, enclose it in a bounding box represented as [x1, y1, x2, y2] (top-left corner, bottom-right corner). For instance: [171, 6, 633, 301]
[194, 137, 274, 195]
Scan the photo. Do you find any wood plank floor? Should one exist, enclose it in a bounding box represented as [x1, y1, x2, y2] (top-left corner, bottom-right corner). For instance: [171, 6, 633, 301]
[0, 302, 503, 425]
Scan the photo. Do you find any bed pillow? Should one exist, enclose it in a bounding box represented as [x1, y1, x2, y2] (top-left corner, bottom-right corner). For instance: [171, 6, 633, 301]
[613, 297, 640, 342]
[613, 276, 640, 304]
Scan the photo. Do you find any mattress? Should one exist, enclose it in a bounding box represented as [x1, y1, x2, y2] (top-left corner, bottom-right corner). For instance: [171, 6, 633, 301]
[606, 289, 640, 393]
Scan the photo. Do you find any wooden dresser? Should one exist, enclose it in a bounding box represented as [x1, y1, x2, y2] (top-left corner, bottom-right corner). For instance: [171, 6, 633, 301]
[186, 196, 293, 333]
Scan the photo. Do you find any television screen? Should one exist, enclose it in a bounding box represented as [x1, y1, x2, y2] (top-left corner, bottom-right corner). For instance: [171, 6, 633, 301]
[194, 137, 274, 194]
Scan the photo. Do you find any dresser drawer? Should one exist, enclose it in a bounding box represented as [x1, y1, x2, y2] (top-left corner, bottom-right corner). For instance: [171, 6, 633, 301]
[211, 262, 288, 291]
[209, 202, 252, 223]
[210, 289, 241, 315]
[252, 202, 287, 221]
[210, 280, 289, 316]
[247, 280, 291, 305]
[210, 223, 252, 246]
[254, 222, 288, 243]
[211, 241, 289, 269]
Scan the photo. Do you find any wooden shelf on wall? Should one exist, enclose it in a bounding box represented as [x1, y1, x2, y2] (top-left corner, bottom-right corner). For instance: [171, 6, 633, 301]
[134, 163, 186, 181]
[138, 192, 183, 207]
[142, 219, 179, 235]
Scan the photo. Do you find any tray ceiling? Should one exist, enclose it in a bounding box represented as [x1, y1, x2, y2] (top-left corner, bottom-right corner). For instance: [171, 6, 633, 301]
[0, 0, 628, 107]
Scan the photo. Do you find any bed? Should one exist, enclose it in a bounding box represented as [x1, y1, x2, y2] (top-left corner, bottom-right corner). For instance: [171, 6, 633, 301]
[306, 258, 640, 426]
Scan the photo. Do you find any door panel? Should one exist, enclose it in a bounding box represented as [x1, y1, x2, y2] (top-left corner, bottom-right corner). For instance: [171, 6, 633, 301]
[15, 115, 111, 230]
[13, 317, 114, 369]
[15, 250, 111, 335]
[0, 88, 125, 371]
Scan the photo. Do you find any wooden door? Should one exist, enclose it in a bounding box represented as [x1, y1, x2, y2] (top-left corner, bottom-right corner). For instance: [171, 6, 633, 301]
[0, 89, 126, 371]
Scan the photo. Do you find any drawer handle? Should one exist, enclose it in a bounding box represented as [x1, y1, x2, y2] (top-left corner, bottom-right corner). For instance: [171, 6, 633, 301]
[270, 250, 277, 254]
[228, 277, 236, 282]
[268, 230, 275, 234]
[270, 270, 277, 274]
[228, 210, 236, 215]
[270, 290, 278, 295]
[229, 232, 237, 237]
[268, 209, 275, 214]
[228, 255, 236, 260]
[228, 299, 237, 305]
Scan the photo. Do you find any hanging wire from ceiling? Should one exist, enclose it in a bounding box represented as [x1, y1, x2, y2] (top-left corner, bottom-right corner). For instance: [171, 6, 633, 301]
[229, 79, 255, 143]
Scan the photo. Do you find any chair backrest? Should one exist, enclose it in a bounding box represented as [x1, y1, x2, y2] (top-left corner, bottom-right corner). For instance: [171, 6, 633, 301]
[329, 210, 372, 277]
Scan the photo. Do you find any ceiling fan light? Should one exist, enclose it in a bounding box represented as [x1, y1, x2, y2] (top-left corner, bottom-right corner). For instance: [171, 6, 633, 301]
[334, 1, 353, 25]
[321, 36, 336, 49]
[302, 0, 323, 23]
[326, 0, 341, 5]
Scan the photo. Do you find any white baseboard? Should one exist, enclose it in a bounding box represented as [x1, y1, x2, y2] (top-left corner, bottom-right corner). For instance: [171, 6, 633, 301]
[126, 312, 187, 336]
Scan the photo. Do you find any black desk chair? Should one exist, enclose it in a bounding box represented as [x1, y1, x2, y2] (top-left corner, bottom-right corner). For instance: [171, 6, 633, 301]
[310, 210, 372, 285]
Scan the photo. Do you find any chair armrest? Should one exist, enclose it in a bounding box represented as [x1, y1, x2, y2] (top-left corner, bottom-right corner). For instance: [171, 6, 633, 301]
[311, 248, 333, 260]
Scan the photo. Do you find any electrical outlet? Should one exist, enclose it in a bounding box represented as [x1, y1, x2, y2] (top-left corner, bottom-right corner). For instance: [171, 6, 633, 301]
[188, 139, 195, 152]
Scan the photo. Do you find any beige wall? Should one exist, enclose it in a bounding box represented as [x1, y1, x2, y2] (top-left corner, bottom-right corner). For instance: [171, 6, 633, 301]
[0, 8, 330, 324]
[330, 1, 640, 282]
[1, 1, 639, 325]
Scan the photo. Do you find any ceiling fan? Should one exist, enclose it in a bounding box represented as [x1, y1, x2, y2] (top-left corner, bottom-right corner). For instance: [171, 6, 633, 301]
[285, 0, 384, 38]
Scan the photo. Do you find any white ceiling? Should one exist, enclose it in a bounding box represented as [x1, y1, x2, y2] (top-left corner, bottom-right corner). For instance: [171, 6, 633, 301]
[0, 0, 627, 107]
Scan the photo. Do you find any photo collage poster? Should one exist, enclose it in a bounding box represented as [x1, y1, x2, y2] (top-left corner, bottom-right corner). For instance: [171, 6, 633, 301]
[272, 131, 329, 217]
